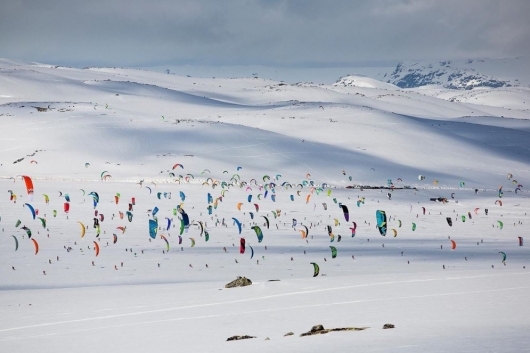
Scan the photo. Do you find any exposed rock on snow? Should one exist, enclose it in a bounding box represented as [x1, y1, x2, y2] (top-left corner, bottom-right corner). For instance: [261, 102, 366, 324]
[305, 324, 325, 334]
[300, 324, 369, 337]
[383, 324, 395, 329]
[225, 276, 252, 288]
[226, 335, 256, 341]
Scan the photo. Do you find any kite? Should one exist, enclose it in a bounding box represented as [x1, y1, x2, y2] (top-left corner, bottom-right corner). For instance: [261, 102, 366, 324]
[376, 210, 387, 236]
[161, 235, 170, 251]
[232, 218, 242, 234]
[32, 238, 39, 255]
[149, 219, 158, 239]
[499, 251, 507, 263]
[310, 262, 320, 277]
[24, 203, 36, 220]
[262, 216, 270, 229]
[93, 241, 100, 257]
[329, 246, 337, 259]
[340, 205, 349, 222]
[12, 235, 18, 251]
[78, 222, 86, 238]
[240, 238, 246, 254]
[251, 226, 264, 243]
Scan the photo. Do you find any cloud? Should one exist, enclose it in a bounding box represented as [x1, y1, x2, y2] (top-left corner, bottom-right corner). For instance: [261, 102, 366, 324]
[0, 0, 528, 67]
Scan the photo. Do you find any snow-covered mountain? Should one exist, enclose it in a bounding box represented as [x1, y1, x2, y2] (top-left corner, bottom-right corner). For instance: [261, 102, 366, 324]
[381, 57, 530, 90]
[333, 74, 398, 90]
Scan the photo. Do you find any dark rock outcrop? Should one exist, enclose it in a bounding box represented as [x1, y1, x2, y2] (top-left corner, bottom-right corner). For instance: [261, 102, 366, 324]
[225, 276, 252, 288]
[300, 324, 368, 337]
[226, 335, 256, 341]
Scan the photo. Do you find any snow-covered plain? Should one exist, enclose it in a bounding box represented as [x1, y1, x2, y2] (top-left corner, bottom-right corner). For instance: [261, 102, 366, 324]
[1, 59, 530, 352]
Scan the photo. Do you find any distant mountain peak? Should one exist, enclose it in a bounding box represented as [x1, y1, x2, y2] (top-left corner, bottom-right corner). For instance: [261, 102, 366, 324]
[385, 60, 518, 90]
[333, 74, 397, 90]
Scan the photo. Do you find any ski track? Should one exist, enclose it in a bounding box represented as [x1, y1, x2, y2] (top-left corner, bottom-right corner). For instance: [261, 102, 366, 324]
[1, 285, 528, 341]
[0, 272, 527, 335]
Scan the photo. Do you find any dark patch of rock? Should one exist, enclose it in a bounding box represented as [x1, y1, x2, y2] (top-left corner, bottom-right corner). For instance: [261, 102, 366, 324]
[226, 335, 256, 341]
[331, 327, 368, 332]
[383, 324, 395, 329]
[225, 276, 252, 288]
[300, 324, 369, 337]
[311, 324, 324, 332]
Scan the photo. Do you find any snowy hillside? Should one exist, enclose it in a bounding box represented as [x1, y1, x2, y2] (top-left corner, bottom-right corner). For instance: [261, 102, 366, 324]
[380, 57, 530, 90]
[145, 64, 395, 85]
[1, 59, 530, 353]
[333, 74, 398, 90]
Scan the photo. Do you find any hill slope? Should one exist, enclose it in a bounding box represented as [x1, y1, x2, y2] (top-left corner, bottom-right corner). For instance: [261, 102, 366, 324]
[0, 59, 529, 353]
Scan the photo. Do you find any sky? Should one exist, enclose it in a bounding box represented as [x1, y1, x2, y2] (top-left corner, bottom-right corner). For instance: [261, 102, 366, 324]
[0, 0, 529, 68]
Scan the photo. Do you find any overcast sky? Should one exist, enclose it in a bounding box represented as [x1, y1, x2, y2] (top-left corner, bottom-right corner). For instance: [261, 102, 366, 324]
[0, 0, 529, 67]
